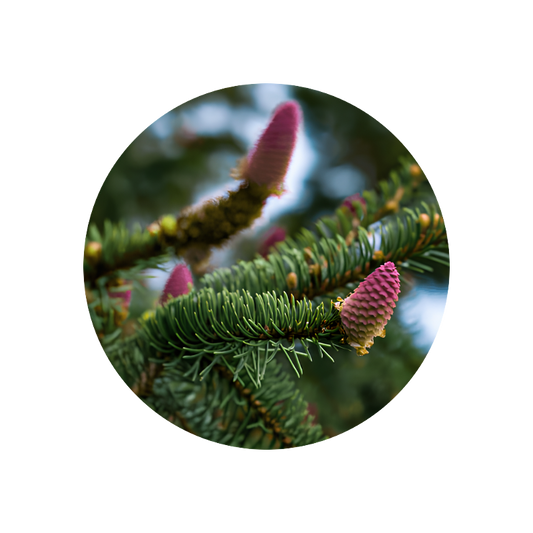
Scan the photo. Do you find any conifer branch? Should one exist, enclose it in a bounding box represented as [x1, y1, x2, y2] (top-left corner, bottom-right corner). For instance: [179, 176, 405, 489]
[141, 288, 349, 385]
[85, 101, 302, 284]
[87, 97, 447, 448]
[137, 349, 326, 448]
[199, 203, 447, 300]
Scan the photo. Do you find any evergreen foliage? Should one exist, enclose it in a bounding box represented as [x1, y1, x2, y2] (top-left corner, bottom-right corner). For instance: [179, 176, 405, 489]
[85, 97, 449, 448]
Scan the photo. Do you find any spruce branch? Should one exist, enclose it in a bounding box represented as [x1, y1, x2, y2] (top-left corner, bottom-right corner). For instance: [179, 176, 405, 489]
[199, 203, 447, 300]
[84, 182, 274, 283]
[193, 154, 451, 299]
[316, 157, 433, 243]
[84, 101, 302, 284]
[141, 288, 349, 385]
[138, 261, 404, 385]
[87, 97, 447, 448]
[139, 352, 326, 448]
[107, 255, 403, 446]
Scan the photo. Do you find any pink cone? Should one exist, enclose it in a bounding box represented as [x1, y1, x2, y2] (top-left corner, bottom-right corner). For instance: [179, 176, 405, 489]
[306, 402, 319, 426]
[339, 262, 401, 355]
[245, 101, 301, 193]
[258, 226, 286, 257]
[159, 264, 194, 304]
[341, 193, 366, 215]
[109, 287, 132, 307]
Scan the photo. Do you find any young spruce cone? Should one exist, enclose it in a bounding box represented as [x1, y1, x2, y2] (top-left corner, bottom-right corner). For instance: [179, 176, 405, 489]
[338, 261, 401, 356]
[159, 263, 194, 304]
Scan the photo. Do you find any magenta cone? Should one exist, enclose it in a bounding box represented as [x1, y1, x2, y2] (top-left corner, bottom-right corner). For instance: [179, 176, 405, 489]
[340, 262, 401, 355]
[159, 264, 193, 304]
[245, 101, 301, 192]
[258, 226, 286, 257]
[109, 287, 132, 307]
[342, 193, 366, 215]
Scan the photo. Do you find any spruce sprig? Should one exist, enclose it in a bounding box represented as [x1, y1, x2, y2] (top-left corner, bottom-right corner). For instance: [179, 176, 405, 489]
[144, 357, 326, 449]
[103, 329, 327, 448]
[142, 288, 348, 386]
[85, 99, 447, 449]
[200, 203, 447, 299]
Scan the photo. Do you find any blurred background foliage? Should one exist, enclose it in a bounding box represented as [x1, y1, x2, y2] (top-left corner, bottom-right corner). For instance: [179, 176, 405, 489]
[89, 83, 449, 439]
[91, 84, 409, 231]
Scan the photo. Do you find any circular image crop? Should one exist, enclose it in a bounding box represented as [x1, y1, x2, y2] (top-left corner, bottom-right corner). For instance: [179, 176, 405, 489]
[84, 84, 449, 449]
